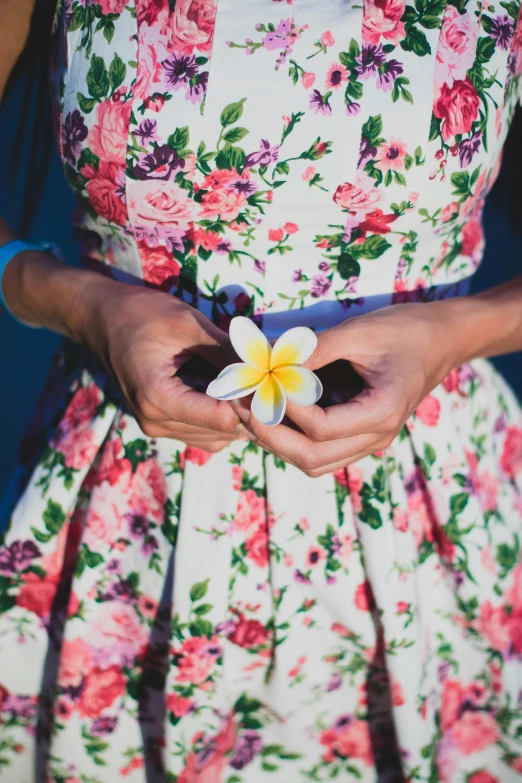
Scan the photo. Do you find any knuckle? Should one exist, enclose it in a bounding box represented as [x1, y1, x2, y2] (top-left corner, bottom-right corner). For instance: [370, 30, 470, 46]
[139, 420, 159, 438]
[306, 419, 328, 443]
[214, 409, 239, 433]
[298, 450, 320, 474]
[133, 389, 158, 421]
[205, 441, 228, 454]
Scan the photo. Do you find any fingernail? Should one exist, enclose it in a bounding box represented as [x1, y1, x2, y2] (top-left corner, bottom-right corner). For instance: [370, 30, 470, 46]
[235, 406, 250, 424]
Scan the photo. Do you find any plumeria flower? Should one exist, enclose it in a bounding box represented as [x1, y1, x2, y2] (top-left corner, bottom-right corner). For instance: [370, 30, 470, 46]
[207, 316, 323, 426]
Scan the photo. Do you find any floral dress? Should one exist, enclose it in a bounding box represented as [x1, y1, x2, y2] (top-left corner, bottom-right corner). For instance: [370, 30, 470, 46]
[1, 0, 522, 780]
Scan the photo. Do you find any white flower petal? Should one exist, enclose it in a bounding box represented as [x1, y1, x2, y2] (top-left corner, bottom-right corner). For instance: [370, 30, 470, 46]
[251, 374, 286, 426]
[270, 326, 317, 369]
[229, 316, 271, 371]
[206, 363, 266, 400]
[273, 366, 323, 406]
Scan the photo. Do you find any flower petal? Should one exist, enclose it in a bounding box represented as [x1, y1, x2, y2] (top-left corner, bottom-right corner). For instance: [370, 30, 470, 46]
[206, 363, 266, 400]
[229, 316, 271, 371]
[270, 327, 317, 369]
[273, 366, 323, 406]
[251, 374, 286, 426]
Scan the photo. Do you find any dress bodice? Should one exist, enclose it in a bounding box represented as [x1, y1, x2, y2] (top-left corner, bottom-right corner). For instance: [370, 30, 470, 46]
[51, 0, 522, 333]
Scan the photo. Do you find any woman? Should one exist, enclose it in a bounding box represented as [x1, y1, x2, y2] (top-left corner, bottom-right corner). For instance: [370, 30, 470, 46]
[0, 0, 522, 780]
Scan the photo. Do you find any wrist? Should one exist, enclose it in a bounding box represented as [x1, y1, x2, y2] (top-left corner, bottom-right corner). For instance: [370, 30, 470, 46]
[427, 292, 508, 370]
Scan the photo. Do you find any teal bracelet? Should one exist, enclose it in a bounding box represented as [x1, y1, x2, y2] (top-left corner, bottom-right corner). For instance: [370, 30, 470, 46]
[0, 240, 54, 326]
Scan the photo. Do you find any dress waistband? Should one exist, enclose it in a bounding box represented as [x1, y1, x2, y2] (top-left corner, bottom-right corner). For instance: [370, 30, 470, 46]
[83, 259, 471, 340]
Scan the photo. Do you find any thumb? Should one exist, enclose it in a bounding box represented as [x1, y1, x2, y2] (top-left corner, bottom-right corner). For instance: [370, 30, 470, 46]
[189, 313, 233, 369]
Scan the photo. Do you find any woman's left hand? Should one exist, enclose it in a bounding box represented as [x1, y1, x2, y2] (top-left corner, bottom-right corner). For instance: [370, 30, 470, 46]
[230, 301, 464, 477]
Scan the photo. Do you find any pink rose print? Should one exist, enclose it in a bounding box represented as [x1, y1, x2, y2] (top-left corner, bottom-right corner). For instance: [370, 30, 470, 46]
[87, 100, 131, 163]
[435, 6, 479, 88]
[433, 78, 480, 142]
[362, 0, 406, 45]
[500, 426, 522, 478]
[58, 638, 94, 688]
[138, 241, 181, 286]
[82, 161, 127, 225]
[233, 488, 266, 533]
[78, 666, 127, 718]
[127, 179, 192, 245]
[158, 0, 217, 56]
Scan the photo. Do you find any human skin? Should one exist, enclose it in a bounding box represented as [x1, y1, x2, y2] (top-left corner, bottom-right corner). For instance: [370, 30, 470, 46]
[2, 1, 522, 466]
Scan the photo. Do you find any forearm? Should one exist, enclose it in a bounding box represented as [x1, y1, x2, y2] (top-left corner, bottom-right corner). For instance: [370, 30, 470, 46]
[0, 220, 116, 344]
[436, 276, 522, 367]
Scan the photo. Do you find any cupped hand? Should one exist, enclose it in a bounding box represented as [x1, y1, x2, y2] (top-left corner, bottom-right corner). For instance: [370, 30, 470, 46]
[89, 281, 241, 450]
[231, 302, 460, 475]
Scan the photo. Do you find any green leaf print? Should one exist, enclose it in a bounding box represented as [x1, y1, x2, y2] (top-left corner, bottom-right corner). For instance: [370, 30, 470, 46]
[43, 499, 66, 535]
[190, 579, 209, 602]
[103, 19, 115, 45]
[400, 27, 431, 57]
[476, 36, 496, 65]
[361, 115, 383, 147]
[76, 92, 97, 114]
[86, 54, 110, 100]
[350, 235, 391, 260]
[108, 53, 126, 93]
[216, 145, 246, 171]
[449, 492, 469, 516]
[359, 500, 383, 529]
[337, 254, 361, 280]
[168, 126, 190, 152]
[220, 98, 246, 127]
[223, 126, 249, 143]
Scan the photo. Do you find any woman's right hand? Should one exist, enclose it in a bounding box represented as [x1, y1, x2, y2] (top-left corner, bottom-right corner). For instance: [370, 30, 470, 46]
[2, 241, 241, 451]
[89, 281, 241, 450]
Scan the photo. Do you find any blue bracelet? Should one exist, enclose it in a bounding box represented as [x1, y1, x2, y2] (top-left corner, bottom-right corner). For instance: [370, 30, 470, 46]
[0, 240, 54, 326]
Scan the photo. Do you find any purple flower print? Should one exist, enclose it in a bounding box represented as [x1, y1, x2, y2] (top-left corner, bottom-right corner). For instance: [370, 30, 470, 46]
[127, 513, 150, 539]
[358, 135, 377, 168]
[201, 642, 223, 658]
[231, 731, 263, 770]
[459, 132, 482, 168]
[346, 102, 361, 116]
[216, 239, 233, 254]
[310, 273, 332, 297]
[1, 695, 38, 721]
[245, 139, 280, 168]
[226, 178, 258, 196]
[261, 19, 294, 51]
[186, 71, 209, 104]
[377, 60, 404, 92]
[326, 671, 342, 691]
[103, 578, 137, 603]
[0, 540, 40, 574]
[134, 145, 185, 181]
[294, 568, 312, 584]
[310, 90, 332, 116]
[62, 109, 88, 164]
[254, 258, 266, 274]
[133, 118, 159, 145]
[488, 15, 514, 50]
[162, 54, 199, 88]
[356, 45, 386, 78]
[91, 716, 118, 735]
[292, 268, 304, 282]
[334, 714, 353, 730]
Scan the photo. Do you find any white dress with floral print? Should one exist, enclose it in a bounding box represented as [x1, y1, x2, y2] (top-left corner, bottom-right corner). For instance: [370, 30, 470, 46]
[1, 0, 522, 781]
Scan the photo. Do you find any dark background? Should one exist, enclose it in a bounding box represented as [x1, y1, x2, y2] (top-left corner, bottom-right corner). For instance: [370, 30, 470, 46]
[1, 87, 521, 495]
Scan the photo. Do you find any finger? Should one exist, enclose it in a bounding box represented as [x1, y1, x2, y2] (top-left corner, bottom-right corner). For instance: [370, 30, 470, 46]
[284, 386, 400, 442]
[152, 377, 240, 434]
[235, 411, 383, 473]
[304, 449, 385, 478]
